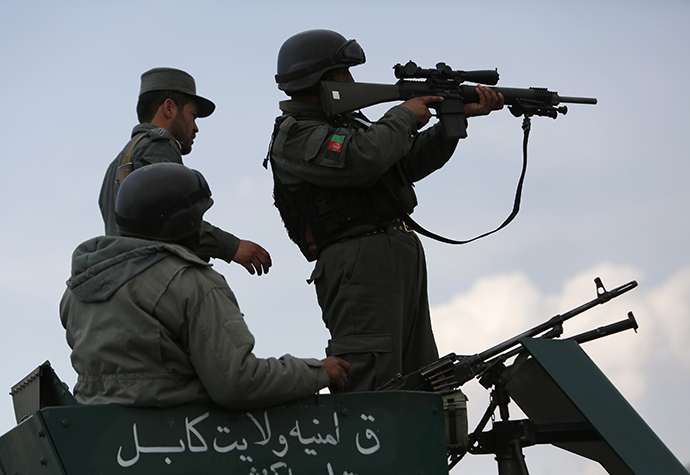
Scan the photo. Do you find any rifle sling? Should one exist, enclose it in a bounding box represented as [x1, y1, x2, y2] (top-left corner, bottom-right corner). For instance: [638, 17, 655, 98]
[116, 133, 147, 185]
[400, 116, 531, 245]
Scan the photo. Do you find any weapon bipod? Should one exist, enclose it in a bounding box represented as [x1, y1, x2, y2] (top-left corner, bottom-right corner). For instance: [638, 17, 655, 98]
[448, 355, 601, 475]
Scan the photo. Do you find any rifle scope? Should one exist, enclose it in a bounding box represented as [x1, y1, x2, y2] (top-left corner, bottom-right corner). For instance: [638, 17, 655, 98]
[394, 61, 500, 86]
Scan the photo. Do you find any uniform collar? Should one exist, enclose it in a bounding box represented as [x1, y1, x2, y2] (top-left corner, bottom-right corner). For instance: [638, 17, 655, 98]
[278, 100, 328, 120]
[132, 123, 183, 151]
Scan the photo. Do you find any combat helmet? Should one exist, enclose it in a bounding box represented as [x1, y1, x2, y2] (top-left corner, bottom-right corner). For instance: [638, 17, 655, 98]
[115, 162, 213, 243]
[275, 29, 366, 94]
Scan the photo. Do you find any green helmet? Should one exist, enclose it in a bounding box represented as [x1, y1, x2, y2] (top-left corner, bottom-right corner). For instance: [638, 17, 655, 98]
[115, 163, 213, 243]
[275, 29, 366, 94]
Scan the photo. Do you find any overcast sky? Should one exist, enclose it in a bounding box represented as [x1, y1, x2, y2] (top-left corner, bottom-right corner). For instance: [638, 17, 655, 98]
[1, 1, 688, 473]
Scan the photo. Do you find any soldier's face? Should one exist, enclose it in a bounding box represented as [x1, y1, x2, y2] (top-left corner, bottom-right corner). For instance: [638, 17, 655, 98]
[170, 100, 199, 155]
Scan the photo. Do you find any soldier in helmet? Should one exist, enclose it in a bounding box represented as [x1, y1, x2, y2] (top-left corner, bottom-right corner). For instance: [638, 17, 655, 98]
[99, 67, 272, 276]
[267, 29, 504, 391]
[61, 163, 350, 409]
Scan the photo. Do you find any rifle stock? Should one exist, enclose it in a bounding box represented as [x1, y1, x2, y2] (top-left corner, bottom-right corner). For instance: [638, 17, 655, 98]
[320, 81, 401, 116]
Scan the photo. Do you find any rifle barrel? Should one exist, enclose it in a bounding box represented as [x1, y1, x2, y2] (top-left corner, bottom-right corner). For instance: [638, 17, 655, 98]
[483, 87, 597, 106]
[557, 95, 598, 105]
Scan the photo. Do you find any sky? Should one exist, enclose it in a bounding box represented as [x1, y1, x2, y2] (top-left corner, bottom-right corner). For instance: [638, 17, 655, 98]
[1, 1, 689, 473]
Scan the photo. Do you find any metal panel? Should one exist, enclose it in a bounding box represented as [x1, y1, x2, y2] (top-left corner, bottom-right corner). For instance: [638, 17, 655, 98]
[510, 338, 687, 475]
[26, 391, 446, 475]
[10, 361, 78, 424]
[0, 414, 66, 475]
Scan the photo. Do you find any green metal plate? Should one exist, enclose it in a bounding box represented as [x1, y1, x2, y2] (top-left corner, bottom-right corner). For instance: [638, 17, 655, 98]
[0, 414, 65, 475]
[519, 338, 687, 475]
[32, 391, 446, 475]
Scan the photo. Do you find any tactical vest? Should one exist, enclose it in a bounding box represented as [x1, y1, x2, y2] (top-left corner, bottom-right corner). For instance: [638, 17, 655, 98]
[269, 112, 418, 261]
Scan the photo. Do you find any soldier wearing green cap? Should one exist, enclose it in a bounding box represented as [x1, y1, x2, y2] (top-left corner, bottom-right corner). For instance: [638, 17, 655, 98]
[99, 67, 272, 275]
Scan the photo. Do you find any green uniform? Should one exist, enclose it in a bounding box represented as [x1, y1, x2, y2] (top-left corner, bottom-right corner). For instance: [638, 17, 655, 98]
[99, 123, 239, 262]
[269, 101, 459, 391]
[60, 235, 329, 409]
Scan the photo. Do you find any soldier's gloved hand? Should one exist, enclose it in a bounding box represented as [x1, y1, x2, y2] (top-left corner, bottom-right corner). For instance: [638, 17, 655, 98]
[233, 240, 272, 276]
[321, 356, 350, 393]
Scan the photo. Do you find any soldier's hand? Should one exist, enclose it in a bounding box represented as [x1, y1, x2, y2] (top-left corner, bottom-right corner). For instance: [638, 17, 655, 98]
[233, 240, 272, 276]
[464, 85, 504, 117]
[321, 356, 350, 393]
[400, 96, 444, 128]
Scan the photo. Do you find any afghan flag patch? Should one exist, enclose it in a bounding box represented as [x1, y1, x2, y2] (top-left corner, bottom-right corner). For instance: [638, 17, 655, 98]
[325, 134, 345, 161]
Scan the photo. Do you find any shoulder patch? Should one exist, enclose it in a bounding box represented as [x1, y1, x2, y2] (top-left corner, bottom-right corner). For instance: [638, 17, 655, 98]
[327, 134, 345, 153]
[323, 133, 347, 162]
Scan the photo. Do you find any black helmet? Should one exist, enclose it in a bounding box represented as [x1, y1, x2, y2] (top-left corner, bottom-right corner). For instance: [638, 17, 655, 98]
[115, 163, 213, 243]
[275, 29, 366, 94]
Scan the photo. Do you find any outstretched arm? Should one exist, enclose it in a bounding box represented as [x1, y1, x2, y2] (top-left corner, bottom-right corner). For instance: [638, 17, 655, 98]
[233, 240, 272, 276]
[198, 222, 273, 276]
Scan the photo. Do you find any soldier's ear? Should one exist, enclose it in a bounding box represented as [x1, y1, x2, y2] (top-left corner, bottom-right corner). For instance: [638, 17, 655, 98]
[161, 98, 178, 119]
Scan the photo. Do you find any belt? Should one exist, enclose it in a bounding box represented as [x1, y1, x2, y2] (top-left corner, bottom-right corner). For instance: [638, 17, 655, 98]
[329, 218, 414, 250]
[365, 218, 413, 236]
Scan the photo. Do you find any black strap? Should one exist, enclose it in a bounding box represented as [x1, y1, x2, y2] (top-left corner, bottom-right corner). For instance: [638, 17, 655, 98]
[403, 116, 532, 245]
[116, 133, 147, 185]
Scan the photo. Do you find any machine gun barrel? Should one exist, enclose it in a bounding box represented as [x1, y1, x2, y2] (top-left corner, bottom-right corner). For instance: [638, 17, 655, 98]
[568, 311, 638, 345]
[477, 278, 637, 363]
[477, 312, 639, 382]
[378, 278, 637, 393]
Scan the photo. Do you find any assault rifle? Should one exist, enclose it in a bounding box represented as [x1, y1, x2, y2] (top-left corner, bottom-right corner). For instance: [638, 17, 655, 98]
[320, 61, 597, 139]
[378, 277, 638, 393]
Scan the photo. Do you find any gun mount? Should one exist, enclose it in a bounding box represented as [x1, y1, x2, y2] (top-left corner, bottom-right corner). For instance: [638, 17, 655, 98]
[379, 277, 638, 394]
[378, 277, 688, 474]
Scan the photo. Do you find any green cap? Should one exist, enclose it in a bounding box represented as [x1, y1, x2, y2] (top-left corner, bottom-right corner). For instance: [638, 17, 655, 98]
[139, 67, 215, 118]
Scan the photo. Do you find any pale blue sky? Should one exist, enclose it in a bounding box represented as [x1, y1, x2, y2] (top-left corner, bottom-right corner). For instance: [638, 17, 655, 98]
[1, 1, 688, 473]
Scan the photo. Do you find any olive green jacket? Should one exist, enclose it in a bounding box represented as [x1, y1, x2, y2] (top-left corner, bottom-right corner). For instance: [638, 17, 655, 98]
[60, 236, 329, 409]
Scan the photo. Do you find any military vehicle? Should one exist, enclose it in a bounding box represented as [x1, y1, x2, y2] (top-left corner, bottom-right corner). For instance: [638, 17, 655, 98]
[1, 277, 687, 474]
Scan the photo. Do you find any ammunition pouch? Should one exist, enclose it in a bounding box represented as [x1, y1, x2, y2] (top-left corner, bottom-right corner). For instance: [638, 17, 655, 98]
[272, 166, 416, 261]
